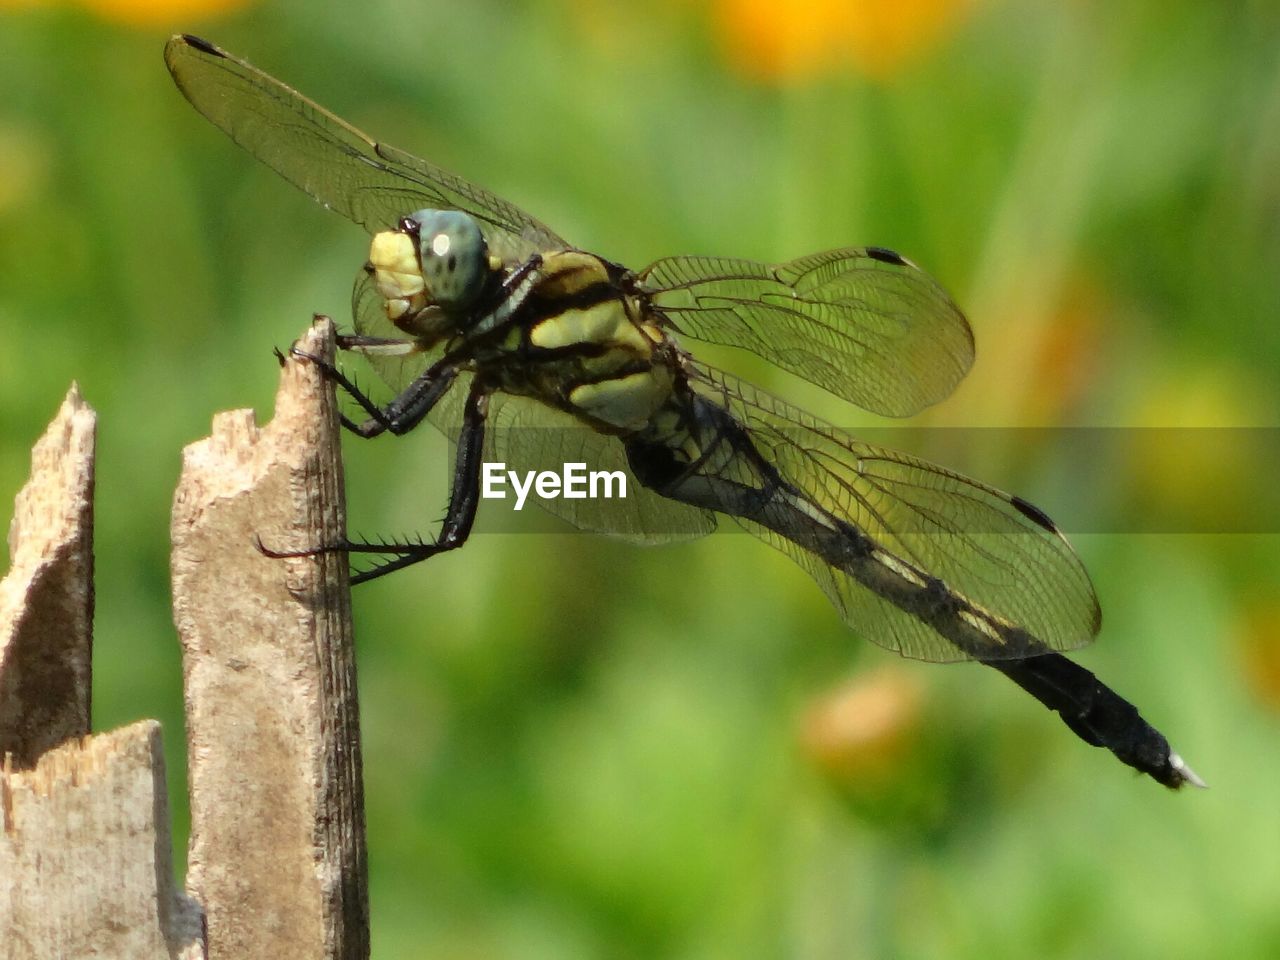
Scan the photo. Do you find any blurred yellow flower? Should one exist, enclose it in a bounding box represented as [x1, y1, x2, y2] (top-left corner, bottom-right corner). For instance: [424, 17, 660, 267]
[1125, 362, 1268, 535]
[714, 0, 977, 83]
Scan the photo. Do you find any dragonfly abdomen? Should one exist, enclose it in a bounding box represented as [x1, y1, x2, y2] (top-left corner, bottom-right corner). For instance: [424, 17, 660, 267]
[761, 489, 1050, 662]
[628, 391, 1044, 662]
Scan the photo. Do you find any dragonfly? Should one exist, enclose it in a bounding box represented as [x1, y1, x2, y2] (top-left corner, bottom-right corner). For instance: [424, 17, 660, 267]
[165, 34, 1201, 789]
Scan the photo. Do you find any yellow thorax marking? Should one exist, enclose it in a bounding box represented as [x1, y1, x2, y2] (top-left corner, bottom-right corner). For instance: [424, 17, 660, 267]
[569, 368, 674, 431]
[529, 251, 649, 354]
[536, 250, 609, 297]
[531, 306, 642, 352]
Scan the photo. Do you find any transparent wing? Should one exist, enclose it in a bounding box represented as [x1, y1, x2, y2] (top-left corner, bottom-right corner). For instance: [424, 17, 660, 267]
[165, 34, 567, 263]
[639, 248, 973, 417]
[684, 361, 1099, 662]
[485, 399, 717, 543]
[420, 372, 715, 543]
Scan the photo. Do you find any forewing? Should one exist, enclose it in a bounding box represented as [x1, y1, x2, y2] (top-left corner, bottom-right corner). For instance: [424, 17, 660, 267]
[640, 249, 973, 417]
[685, 362, 1100, 662]
[165, 35, 566, 262]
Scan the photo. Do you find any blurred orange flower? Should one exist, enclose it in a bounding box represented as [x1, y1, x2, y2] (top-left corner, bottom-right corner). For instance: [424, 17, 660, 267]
[1023, 280, 1106, 424]
[800, 667, 924, 786]
[21, 0, 257, 26]
[714, 0, 978, 83]
[1236, 598, 1280, 713]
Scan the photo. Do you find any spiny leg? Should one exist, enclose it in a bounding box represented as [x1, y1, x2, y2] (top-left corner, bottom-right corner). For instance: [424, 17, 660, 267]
[343, 357, 459, 439]
[476, 253, 542, 318]
[289, 341, 458, 438]
[286, 343, 393, 433]
[348, 379, 489, 583]
[257, 379, 490, 585]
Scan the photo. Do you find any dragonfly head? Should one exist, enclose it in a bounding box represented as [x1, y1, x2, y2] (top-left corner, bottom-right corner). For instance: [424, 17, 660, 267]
[369, 209, 492, 334]
[405, 209, 490, 310]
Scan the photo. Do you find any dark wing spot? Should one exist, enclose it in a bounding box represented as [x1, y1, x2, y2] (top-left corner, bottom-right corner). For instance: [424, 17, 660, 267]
[866, 246, 908, 266]
[182, 35, 222, 56]
[1011, 495, 1059, 533]
[448, 254, 457, 272]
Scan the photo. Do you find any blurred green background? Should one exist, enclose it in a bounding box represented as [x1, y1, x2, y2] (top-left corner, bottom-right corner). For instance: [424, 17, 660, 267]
[3, 0, 1279, 957]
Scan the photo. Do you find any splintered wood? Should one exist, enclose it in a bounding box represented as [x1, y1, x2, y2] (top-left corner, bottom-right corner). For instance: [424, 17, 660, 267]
[2, 319, 368, 959]
[0, 723, 204, 959]
[0, 389, 200, 959]
[171, 318, 368, 960]
[0, 385, 95, 768]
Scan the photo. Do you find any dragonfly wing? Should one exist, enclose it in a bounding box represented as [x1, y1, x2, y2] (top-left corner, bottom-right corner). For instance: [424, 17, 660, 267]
[639, 249, 973, 417]
[164, 35, 566, 262]
[485, 398, 717, 543]
[681, 361, 1100, 662]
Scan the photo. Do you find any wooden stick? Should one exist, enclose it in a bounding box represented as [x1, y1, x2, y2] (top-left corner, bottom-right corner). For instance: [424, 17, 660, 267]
[0, 385, 96, 768]
[171, 317, 368, 960]
[0, 722, 205, 959]
[1, 389, 202, 958]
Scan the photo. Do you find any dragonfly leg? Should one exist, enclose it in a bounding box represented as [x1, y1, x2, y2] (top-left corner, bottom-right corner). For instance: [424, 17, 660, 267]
[286, 343, 390, 431]
[350, 360, 458, 438]
[334, 332, 416, 352]
[290, 343, 458, 439]
[482, 254, 542, 313]
[259, 380, 490, 584]
[344, 380, 488, 584]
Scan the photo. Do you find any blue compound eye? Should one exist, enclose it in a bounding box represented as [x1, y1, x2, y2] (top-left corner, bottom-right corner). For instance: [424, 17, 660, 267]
[407, 209, 489, 310]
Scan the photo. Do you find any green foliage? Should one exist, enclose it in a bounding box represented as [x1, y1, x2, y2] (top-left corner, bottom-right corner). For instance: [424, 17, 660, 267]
[2, 1, 1277, 957]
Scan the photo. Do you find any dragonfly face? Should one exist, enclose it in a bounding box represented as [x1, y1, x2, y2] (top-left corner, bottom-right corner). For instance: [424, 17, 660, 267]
[378, 209, 492, 316]
[165, 35, 1200, 789]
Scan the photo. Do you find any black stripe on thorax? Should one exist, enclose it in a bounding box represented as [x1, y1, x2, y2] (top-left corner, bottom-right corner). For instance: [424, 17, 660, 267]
[521, 279, 621, 321]
[517, 280, 634, 357]
[457, 278, 615, 347]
